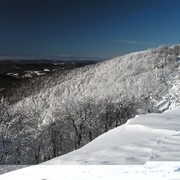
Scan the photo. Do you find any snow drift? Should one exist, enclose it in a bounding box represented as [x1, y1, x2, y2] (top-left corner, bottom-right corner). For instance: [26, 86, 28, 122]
[43, 107, 180, 165]
[1, 107, 180, 179]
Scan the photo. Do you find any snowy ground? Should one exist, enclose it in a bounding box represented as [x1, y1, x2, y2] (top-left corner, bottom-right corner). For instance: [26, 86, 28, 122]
[0, 162, 180, 180]
[1, 107, 180, 179]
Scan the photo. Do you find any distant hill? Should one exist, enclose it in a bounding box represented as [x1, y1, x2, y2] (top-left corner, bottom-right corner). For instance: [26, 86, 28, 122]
[0, 59, 100, 75]
[0, 59, 101, 102]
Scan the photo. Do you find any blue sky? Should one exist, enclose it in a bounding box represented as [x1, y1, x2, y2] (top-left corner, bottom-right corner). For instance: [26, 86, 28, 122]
[0, 0, 180, 58]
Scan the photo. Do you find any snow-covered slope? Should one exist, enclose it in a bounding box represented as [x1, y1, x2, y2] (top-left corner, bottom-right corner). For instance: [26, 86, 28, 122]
[43, 107, 180, 165]
[14, 45, 180, 123]
[1, 108, 180, 179]
[0, 162, 180, 180]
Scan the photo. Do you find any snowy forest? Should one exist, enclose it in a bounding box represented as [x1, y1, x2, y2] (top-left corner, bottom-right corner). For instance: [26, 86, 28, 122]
[0, 45, 180, 166]
[0, 96, 136, 164]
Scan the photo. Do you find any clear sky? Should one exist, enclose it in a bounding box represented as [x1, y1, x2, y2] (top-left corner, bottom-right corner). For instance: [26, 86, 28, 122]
[0, 0, 180, 58]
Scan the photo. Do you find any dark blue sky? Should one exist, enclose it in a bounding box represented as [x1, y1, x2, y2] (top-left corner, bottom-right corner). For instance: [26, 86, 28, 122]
[0, 0, 180, 58]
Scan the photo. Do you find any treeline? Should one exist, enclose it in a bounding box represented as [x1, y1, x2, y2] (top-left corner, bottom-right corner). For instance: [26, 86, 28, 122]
[0, 97, 136, 165]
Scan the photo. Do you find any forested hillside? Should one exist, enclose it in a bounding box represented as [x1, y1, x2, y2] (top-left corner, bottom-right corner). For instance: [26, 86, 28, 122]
[0, 46, 180, 167]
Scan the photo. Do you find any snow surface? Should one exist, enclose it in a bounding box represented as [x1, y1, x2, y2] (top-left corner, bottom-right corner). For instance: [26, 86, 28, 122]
[1, 108, 180, 179]
[0, 162, 180, 180]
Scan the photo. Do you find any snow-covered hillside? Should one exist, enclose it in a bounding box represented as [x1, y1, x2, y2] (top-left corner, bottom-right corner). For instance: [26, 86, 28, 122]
[43, 107, 180, 165]
[1, 108, 180, 179]
[15, 45, 180, 123]
[1, 45, 179, 168]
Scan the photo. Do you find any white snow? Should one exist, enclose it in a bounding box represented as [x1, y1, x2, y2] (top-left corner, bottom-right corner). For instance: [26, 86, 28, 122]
[1, 107, 180, 179]
[44, 68, 50, 72]
[33, 71, 45, 76]
[0, 162, 180, 180]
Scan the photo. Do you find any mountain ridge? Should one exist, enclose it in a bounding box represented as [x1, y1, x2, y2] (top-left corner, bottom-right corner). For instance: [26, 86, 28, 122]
[14, 45, 180, 123]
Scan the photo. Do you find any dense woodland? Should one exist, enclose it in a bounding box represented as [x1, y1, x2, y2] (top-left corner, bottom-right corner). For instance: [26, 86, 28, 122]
[0, 96, 136, 164]
[0, 46, 180, 166]
[0, 59, 136, 165]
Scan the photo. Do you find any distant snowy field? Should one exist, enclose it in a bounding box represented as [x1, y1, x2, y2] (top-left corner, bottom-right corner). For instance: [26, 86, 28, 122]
[1, 107, 180, 179]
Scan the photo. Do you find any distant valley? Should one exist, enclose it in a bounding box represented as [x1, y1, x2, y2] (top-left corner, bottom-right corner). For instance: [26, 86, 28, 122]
[0, 57, 102, 102]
